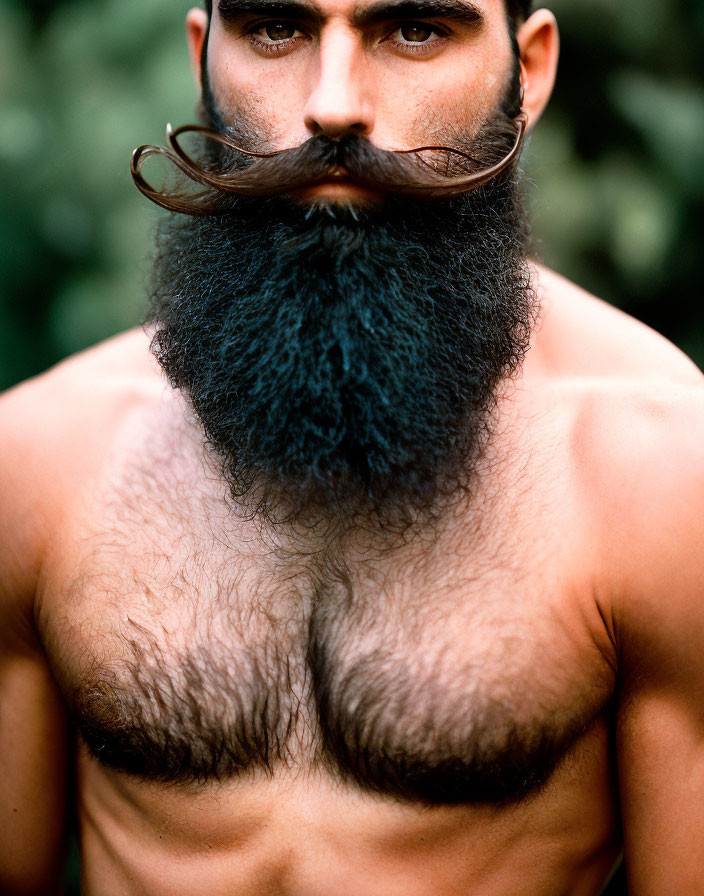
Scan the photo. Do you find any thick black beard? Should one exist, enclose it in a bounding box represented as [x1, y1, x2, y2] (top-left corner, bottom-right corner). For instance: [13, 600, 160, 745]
[149, 176, 535, 538]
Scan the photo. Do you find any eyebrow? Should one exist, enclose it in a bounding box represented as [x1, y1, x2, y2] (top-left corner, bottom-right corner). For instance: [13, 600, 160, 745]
[216, 0, 485, 29]
[352, 0, 484, 29]
[217, 0, 324, 25]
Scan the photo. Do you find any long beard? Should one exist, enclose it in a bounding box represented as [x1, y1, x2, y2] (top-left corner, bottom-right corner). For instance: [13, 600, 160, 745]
[148, 173, 535, 536]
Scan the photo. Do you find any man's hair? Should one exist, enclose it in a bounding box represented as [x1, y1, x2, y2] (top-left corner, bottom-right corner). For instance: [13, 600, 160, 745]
[203, 0, 532, 25]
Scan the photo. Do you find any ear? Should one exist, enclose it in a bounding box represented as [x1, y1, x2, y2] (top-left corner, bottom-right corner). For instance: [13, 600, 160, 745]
[186, 7, 210, 88]
[516, 9, 559, 130]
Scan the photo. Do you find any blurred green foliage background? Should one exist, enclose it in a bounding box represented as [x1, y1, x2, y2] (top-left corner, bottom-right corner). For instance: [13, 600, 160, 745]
[1, 0, 703, 394]
[0, 1, 702, 892]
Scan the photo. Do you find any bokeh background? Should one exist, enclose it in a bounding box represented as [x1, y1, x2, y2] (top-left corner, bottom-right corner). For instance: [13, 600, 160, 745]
[1, 0, 703, 892]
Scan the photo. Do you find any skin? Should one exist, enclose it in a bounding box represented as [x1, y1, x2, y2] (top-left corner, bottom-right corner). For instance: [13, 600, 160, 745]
[1, 3, 704, 894]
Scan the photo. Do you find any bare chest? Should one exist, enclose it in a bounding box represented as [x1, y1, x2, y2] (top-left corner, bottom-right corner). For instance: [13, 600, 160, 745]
[38, 418, 614, 807]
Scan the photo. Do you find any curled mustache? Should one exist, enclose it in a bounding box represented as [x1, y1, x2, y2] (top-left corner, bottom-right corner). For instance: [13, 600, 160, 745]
[131, 112, 527, 217]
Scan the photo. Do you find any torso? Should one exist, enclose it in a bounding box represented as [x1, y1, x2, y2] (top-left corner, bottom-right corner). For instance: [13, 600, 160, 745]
[10, 265, 704, 894]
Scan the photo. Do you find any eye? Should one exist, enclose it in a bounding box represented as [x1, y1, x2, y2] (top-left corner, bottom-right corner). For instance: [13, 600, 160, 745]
[398, 23, 434, 42]
[246, 20, 307, 54]
[387, 21, 447, 53]
[257, 21, 301, 41]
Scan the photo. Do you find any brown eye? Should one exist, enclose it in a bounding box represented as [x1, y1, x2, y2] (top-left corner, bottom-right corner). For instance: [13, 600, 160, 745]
[265, 21, 296, 41]
[399, 22, 433, 42]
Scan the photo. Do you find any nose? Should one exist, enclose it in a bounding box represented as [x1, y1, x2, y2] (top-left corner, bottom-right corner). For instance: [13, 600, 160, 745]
[303, 26, 375, 140]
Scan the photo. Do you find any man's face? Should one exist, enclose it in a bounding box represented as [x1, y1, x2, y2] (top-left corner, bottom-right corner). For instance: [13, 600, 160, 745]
[195, 0, 517, 202]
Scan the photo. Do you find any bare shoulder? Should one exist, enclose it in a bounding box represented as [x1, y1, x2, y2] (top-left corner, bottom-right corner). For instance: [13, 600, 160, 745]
[561, 372, 704, 674]
[3, 323, 161, 426]
[0, 327, 163, 607]
[531, 264, 703, 386]
[578, 383, 704, 896]
[513, 280, 704, 896]
[527, 263, 703, 593]
[0, 337, 156, 893]
[0, 326, 162, 475]
[519, 375, 704, 881]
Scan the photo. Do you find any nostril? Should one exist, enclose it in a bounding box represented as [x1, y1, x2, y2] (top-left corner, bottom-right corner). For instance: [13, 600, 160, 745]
[304, 107, 373, 141]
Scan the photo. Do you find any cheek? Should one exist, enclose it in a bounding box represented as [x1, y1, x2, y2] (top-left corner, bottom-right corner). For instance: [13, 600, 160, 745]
[207, 32, 309, 145]
[222, 88, 291, 148]
[372, 40, 513, 146]
[375, 70, 497, 146]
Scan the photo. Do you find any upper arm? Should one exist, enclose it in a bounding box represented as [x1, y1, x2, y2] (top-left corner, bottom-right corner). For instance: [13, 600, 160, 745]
[603, 386, 704, 892]
[0, 385, 69, 896]
[0, 332, 159, 894]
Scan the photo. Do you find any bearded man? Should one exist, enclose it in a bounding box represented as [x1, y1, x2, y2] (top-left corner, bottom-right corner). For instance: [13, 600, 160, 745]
[1, 1, 704, 894]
